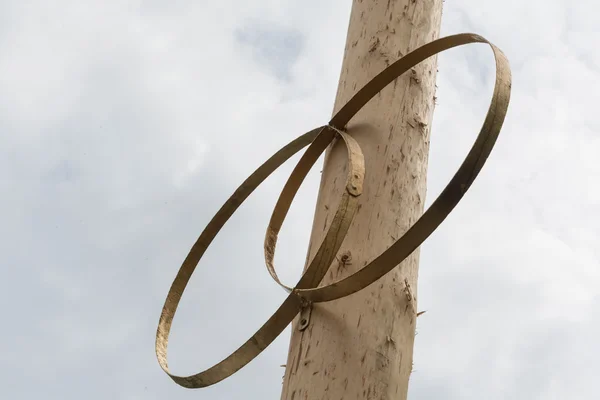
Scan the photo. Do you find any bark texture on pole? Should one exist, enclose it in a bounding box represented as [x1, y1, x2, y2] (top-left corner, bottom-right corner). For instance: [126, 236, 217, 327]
[280, 1, 443, 399]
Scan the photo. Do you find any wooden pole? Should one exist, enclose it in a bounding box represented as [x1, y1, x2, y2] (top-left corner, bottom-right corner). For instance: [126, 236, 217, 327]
[280, 1, 443, 399]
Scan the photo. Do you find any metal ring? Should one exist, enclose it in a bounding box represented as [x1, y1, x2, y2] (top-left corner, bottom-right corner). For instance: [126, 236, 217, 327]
[264, 125, 365, 292]
[155, 33, 512, 389]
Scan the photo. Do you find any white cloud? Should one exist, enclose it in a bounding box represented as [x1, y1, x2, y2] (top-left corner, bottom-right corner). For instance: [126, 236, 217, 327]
[1, 0, 598, 399]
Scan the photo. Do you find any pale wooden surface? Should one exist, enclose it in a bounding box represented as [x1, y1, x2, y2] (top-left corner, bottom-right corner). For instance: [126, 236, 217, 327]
[280, 0, 443, 398]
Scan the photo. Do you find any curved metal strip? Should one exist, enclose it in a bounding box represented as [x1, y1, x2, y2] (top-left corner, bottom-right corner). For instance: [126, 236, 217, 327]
[294, 34, 512, 302]
[264, 126, 365, 292]
[155, 127, 325, 388]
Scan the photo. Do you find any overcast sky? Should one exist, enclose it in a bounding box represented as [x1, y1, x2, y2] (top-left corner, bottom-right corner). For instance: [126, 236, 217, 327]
[1, 1, 599, 399]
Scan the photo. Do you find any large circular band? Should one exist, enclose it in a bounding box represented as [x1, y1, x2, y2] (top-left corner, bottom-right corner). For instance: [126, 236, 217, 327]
[155, 33, 512, 389]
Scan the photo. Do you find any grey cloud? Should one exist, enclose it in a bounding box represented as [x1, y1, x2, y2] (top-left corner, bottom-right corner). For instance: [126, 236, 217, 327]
[235, 23, 304, 82]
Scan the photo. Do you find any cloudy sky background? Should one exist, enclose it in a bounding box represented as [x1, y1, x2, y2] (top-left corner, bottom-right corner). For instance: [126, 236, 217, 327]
[1, 0, 599, 399]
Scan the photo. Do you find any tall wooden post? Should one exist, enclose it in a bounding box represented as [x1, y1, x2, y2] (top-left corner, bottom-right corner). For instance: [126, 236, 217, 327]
[280, 1, 443, 399]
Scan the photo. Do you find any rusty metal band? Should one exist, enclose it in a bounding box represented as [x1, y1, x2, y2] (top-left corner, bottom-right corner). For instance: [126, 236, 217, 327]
[155, 33, 512, 389]
[155, 126, 364, 388]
